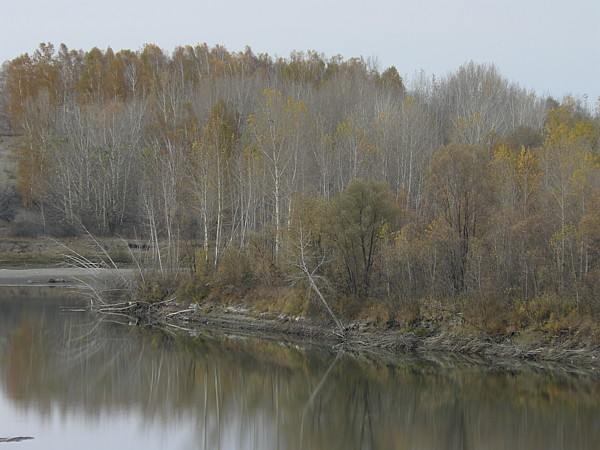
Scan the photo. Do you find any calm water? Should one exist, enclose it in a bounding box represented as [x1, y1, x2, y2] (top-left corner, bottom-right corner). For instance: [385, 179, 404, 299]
[1, 288, 600, 450]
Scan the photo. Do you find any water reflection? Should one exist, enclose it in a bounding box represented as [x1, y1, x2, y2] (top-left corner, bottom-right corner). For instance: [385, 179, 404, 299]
[1, 288, 599, 450]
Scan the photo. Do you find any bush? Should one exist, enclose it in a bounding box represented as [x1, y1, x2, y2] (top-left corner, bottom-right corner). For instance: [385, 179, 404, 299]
[133, 271, 179, 303]
[216, 247, 254, 287]
[245, 232, 283, 285]
[356, 299, 393, 326]
[176, 273, 210, 304]
[462, 295, 512, 335]
[0, 187, 20, 222]
[9, 210, 45, 237]
[281, 289, 309, 316]
[394, 298, 422, 328]
[581, 269, 600, 314]
[512, 295, 577, 332]
[9, 209, 79, 238]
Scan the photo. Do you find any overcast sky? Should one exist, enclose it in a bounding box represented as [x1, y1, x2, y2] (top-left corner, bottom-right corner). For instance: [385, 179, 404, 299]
[1, 0, 599, 103]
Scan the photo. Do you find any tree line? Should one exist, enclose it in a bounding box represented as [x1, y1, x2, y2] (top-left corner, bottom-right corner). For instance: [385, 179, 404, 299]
[1, 43, 599, 315]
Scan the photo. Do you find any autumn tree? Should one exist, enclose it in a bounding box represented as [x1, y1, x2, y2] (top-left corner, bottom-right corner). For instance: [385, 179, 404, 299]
[246, 89, 306, 258]
[541, 100, 600, 291]
[427, 144, 492, 293]
[189, 100, 239, 266]
[328, 181, 399, 296]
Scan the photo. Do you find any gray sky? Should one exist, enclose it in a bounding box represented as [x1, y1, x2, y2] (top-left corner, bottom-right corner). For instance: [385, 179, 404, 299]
[2, 0, 599, 103]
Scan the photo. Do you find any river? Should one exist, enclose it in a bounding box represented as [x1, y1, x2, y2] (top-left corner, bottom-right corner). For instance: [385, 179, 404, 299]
[0, 287, 599, 449]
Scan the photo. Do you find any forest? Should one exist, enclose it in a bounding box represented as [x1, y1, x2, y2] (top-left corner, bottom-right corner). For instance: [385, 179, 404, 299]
[1, 42, 599, 336]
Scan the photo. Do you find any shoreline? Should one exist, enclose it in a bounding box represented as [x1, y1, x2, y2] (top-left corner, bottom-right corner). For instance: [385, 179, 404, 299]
[137, 301, 600, 377]
[0, 267, 134, 287]
[2, 266, 599, 377]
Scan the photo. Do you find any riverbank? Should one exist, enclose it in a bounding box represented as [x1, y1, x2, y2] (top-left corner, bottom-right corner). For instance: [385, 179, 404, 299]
[101, 294, 600, 376]
[3, 265, 599, 375]
[0, 237, 137, 268]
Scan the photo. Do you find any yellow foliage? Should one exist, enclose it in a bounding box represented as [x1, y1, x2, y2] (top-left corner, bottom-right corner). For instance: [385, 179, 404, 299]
[544, 103, 599, 151]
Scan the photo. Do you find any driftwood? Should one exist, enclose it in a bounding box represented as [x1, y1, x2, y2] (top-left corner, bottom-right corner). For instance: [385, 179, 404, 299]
[81, 293, 600, 377]
[91, 297, 179, 326]
[0, 437, 34, 443]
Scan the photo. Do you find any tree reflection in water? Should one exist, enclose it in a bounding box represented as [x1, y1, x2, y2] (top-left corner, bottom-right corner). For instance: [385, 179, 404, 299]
[0, 287, 599, 450]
